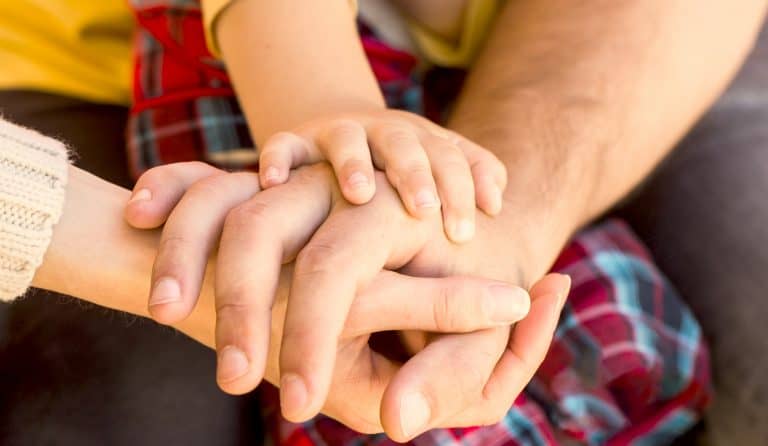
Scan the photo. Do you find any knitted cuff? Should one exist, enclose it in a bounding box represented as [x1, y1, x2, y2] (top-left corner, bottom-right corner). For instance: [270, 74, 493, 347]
[0, 119, 69, 301]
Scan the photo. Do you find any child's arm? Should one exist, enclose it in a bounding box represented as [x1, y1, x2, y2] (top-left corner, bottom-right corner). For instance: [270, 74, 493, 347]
[213, 0, 380, 142]
[209, 0, 505, 243]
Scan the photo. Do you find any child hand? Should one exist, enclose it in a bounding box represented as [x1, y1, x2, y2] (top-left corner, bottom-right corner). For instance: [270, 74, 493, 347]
[257, 109, 507, 243]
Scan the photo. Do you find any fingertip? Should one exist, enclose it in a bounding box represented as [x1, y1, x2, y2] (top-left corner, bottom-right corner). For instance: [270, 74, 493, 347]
[342, 171, 375, 204]
[412, 189, 441, 215]
[531, 273, 572, 304]
[128, 187, 152, 205]
[216, 346, 264, 395]
[487, 283, 531, 324]
[147, 277, 190, 324]
[124, 188, 162, 229]
[261, 166, 287, 188]
[279, 373, 313, 422]
[446, 218, 475, 244]
[481, 186, 504, 216]
[380, 379, 424, 442]
[396, 391, 432, 440]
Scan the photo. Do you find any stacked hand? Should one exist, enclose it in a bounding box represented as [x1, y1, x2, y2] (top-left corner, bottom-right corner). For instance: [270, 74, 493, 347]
[125, 147, 568, 442]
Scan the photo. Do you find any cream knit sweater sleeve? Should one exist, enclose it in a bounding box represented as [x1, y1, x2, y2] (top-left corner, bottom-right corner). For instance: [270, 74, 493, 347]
[0, 118, 69, 301]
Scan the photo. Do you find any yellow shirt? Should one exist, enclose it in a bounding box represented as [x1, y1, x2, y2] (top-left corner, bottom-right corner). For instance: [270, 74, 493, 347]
[408, 0, 502, 67]
[0, 0, 134, 105]
[0, 0, 495, 106]
[205, 0, 499, 68]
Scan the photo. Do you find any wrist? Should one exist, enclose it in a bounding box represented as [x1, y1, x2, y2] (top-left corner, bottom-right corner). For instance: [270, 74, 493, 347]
[35, 167, 156, 317]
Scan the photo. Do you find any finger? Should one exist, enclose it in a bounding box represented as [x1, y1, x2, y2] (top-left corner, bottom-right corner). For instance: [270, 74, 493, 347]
[447, 273, 571, 425]
[316, 119, 376, 204]
[482, 273, 570, 397]
[148, 172, 261, 324]
[380, 328, 509, 441]
[214, 166, 335, 395]
[124, 161, 225, 229]
[279, 191, 402, 422]
[423, 135, 476, 243]
[258, 131, 316, 188]
[367, 123, 441, 218]
[343, 272, 530, 338]
[456, 136, 508, 216]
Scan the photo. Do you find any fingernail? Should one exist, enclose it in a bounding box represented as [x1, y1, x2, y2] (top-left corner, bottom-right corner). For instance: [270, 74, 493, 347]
[128, 188, 152, 204]
[450, 219, 475, 242]
[347, 172, 369, 189]
[280, 373, 309, 420]
[399, 391, 430, 438]
[217, 346, 250, 383]
[488, 284, 530, 323]
[414, 189, 440, 209]
[264, 166, 281, 184]
[149, 277, 181, 306]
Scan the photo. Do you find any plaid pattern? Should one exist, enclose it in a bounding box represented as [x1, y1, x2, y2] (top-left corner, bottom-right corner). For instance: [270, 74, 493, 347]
[126, 2, 712, 444]
[127, 1, 423, 179]
[255, 220, 710, 446]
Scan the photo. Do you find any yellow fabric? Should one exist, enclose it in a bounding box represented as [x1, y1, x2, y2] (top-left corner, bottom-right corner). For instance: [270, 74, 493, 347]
[0, 0, 134, 105]
[408, 0, 501, 68]
[203, 0, 359, 56]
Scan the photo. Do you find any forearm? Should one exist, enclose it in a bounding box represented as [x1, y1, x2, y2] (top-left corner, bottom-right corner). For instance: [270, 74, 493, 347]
[449, 0, 766, 278]
[32, 166, 217, 347]
[215, 0, 384, 143]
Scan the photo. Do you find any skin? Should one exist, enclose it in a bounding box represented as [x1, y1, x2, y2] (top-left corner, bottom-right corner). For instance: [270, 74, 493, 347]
[150, 0, 767, 441]
[30, 164, 570, 434]
[214, 0, 501, 242]
[125, 161, 571, 439]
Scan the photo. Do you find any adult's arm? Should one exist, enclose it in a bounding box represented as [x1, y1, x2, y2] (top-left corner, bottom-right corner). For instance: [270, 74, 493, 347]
[443, 0, 768, 283]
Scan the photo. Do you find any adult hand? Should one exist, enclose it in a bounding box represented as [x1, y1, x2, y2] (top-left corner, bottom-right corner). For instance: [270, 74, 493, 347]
[125, 162, 554, 434]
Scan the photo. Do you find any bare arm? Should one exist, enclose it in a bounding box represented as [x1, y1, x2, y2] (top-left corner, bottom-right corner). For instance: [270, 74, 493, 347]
[31, 166, 205, 332]
[446, 0, 768, 281]
[214, 0, 383, 142]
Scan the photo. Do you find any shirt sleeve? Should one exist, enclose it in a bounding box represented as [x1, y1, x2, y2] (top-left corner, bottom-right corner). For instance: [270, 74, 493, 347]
[0, 119, 69, 301]
[202, 0, 359, 57]
[407, 0, 501, 68]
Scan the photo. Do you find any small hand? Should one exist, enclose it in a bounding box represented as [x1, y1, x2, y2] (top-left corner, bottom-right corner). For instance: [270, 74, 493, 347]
[257, 109, 508, 243]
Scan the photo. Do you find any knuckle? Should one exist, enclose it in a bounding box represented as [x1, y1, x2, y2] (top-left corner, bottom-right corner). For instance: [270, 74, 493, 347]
[153, 236, 191, 277]
[385, 129, 418, 149]
[223, 200, 271, 232]
[266, 130, 298, 146]
[438, 156, 472, 176]
[185, 175, 226, 199]
[281, 323, 317, 345]
[295, 242, 342, 277]
[215, 300, 252, 316]
[327, 119, 363, 139]
[433, 282, 474, 332]
[403, 161, 432, 177]
[426, 136, 462, 156]
[157, 235, 189, 257]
